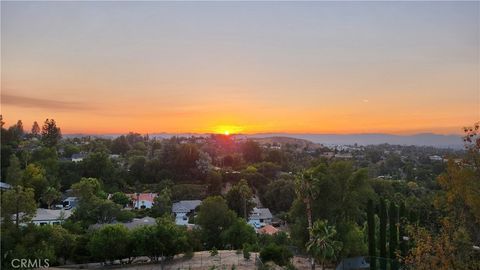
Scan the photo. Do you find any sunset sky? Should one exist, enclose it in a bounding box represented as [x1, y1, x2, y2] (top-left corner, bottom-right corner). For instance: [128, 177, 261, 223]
[1, 1, 479, 135]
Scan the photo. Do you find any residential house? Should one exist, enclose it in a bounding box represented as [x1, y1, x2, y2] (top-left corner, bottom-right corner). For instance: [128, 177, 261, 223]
[0, 182, 12, 191]
[62, 197, 78, 209]
[71, 153, 87, 162]
[128, 193, 157, 209]
[257, 224, 279, 235]
[172, 200, 202, 225]
[248, 207, 273, 228]
[30, 208, 73, 226]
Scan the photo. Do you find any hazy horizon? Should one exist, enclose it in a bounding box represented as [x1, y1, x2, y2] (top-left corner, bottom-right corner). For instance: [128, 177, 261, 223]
[2, 1, 479, 135]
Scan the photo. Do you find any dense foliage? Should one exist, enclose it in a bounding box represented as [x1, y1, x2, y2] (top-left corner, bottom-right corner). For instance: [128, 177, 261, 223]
[1, 116, 478, 269]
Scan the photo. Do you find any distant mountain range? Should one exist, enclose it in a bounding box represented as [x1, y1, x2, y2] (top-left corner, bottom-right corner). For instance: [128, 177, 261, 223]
[64, 132, 465, 149]
[243, 133, 464, 149]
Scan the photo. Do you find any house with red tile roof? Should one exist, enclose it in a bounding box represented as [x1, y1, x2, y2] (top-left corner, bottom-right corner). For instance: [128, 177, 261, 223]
[257, 224, 279, 235]
[127, 193, 158, 209]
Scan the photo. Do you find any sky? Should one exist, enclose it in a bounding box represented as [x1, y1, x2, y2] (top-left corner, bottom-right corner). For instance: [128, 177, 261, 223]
[1, 1, 479, 135]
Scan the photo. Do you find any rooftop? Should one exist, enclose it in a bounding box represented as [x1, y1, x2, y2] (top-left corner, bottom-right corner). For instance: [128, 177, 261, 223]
[128, 193, 158, 202]
[172, 200, 202, 213]
[249, 207, 273, 220]
[257, 224, 279, 235]
[71, 153, 87, 159]
[32, 208, 73, 221]
[0, 182, 12, 190]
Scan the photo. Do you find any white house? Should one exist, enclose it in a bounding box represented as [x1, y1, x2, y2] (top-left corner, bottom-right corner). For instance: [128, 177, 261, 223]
[71, 153, 87, 162]
[172, 200, 201, 225]
[248, 207, 273, 228]
[128, 193, 157, 209]
[30, 208, 73, 226]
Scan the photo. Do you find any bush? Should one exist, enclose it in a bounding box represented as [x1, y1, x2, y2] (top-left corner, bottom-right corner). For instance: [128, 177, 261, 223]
[210, 247, 218, 256]
[259, 243, 292, 267]
[111, 192, 131, 206]
[116, 210, 135, 222]
[243, 248, 251, 260]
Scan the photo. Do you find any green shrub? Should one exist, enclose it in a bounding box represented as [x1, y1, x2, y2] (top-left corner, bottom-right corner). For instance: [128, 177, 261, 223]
[210, 247, 218, 256]
[243, 248, 251, 260]
[115, 210, 135, 222]
[259, 243, 292, 267]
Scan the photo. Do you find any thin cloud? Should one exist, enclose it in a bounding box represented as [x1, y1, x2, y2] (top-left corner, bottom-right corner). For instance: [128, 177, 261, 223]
[1, 94, 94, 111]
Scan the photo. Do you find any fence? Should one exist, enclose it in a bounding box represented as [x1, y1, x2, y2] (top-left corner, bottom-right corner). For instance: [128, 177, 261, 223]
[160, 250, 260, 270]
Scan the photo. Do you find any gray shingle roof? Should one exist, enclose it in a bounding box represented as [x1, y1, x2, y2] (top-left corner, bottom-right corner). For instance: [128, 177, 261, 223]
[0, 182, 12, 190]
[172, 200, 202, 213]
[71, 153, 87, 159]
[249, 207, 273, 220]
[32, 208, 73, 221]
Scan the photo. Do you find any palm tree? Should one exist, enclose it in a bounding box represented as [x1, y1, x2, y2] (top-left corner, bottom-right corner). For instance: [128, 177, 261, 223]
[295, 171, 318, 270]
[307, 220, 343, 270]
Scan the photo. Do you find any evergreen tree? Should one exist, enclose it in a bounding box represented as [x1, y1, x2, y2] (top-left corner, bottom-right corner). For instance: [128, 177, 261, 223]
[379, 198, 387, 270]
[41, 187, 62, 209]
[6, 155, 22, 186]
[41, 119, 62, 147]
[367, 199, 376, 270]
[398, 202, 407, 259]
[15, 120, 24, 138]
[1, 186, 36, 228]
[226, 179, 254, 219]
[389, 201, 398, 270]
[31, 121, 40, 137]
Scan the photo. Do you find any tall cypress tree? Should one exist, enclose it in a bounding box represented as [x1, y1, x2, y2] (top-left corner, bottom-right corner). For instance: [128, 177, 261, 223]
[389, 201, 398, 270]
[367, 199, 376, 270]
[379, 198, 387, 270]
[399, 202, 407, 259]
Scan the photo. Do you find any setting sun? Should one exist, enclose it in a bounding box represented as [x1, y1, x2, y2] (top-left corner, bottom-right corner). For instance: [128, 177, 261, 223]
[213, 125, 244, 135]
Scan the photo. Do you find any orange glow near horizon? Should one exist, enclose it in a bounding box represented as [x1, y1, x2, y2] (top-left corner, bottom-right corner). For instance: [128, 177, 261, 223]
[1, 2, 478, 135]
[212, 125, 244, 135]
